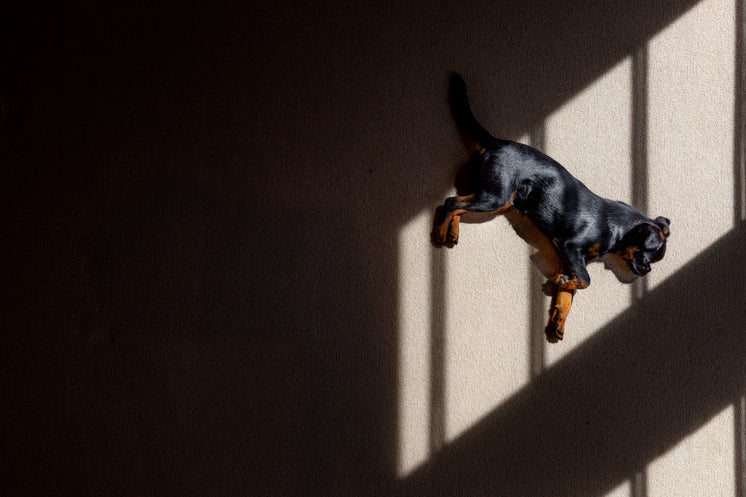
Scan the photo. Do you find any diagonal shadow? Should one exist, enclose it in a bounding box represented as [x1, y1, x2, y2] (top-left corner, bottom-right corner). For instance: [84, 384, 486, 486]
[396, 224, 746, 497]
[447, 0, 704, 141]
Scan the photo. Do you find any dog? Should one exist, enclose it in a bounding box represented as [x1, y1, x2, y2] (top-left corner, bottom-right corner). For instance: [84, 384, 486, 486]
[433, 73, 670, 342]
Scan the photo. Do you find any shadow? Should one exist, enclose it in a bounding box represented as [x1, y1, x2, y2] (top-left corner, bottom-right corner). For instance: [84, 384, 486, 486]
[631, 43, 650, 303]
[396, 224, 746, 497]
[3, 172, 400, 496]
[430, 249, 447, 453]
[86, 178, 400, 496]
[440, 0, 704, 141]
[528, 123, 549, 377]
[736, 0, 746, 225]
[734, 3, 746, 496]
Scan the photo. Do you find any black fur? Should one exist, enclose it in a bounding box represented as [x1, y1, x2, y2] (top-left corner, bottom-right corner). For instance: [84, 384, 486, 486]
[434, 73, 670, 291]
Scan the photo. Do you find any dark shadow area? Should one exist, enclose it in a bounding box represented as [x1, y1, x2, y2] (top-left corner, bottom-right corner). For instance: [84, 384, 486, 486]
[631, 43, 650, 302]
[528, 124, 548, 377]
[3, 174, 399, 496]
[430, 249, 448, 453]
[734, 3, 745, 494]
[396, 224, 746, 497]
[738, 393, 746, 497]
[436, 0, 705, 141]
[735, 0, 746, 225]
[0, 1, 712, 496]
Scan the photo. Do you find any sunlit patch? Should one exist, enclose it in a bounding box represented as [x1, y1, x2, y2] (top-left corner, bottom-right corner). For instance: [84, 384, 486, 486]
[442, 216, 531, 442]
[397, 0, 737, 486]
[604, 480, 631, 497]
[396, 209, 433, 476]
[646, 0, 735, 291]
[543, 54, 635, 366]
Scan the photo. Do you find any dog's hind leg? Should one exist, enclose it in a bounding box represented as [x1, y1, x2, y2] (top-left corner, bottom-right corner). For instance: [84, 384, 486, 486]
[432, 192, 516, 246]
[447, 212, 462, 245]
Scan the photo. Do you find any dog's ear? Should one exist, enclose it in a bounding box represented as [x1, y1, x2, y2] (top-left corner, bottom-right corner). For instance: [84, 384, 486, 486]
[613, 223, 651, 252]
[654, 216, 670, 238]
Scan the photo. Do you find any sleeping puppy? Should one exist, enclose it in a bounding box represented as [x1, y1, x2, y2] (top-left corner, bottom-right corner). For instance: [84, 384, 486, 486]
[433, 73, 670, 342]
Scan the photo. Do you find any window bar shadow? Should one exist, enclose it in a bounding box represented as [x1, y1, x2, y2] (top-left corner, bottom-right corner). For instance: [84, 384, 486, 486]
[631, 42, 650, 497]
[430, 247, 446, 454]
[528, 123, 547, 378]
[736, 1, 746, 496]
[735, 0, 746, 226]
[631, 42, 649, 304]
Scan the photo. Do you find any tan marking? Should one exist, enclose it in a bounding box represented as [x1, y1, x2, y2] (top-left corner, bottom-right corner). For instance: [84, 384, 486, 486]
[587, 243, 601, 258]
[447, 214, 461, 243]
[550, 273, 590, 291]
[620, 246, 639, 260]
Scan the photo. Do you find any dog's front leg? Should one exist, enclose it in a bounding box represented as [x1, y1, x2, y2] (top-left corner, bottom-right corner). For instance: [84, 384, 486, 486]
[545, 286, 575, 342]
[551, 242, 591, 291]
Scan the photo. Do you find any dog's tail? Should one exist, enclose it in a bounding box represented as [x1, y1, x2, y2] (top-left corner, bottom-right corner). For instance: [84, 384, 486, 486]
[449, 72, 509, 149]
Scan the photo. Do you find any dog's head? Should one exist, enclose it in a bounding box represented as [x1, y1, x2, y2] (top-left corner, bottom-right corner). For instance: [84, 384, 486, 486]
[616, 217, 670, 276]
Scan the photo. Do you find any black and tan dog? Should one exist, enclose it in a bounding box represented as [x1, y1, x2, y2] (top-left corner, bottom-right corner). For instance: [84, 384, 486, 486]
[433, 73, 670, 342]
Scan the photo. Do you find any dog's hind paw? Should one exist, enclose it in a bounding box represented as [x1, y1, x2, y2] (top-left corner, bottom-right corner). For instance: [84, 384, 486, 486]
[431, 229, 447, 246]
[431, 222, 458, 247]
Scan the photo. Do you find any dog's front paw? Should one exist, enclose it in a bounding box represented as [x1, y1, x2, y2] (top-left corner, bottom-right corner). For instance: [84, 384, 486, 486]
[545, 308, 564, 343]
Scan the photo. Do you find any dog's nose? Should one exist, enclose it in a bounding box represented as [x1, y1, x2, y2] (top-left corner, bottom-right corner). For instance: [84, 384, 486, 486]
[632, 262, 651, 276]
